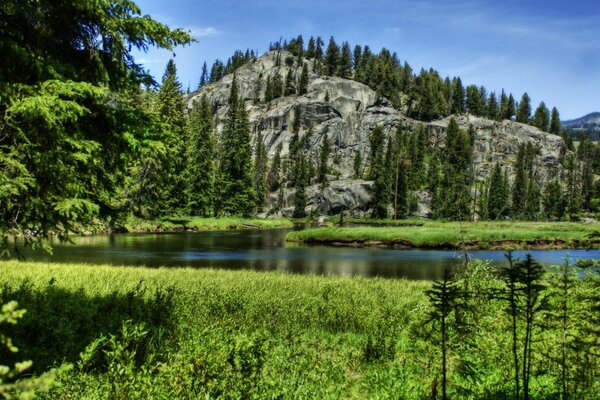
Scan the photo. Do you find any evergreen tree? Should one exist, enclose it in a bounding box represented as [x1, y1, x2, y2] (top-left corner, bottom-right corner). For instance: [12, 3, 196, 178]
[298, 63, 309, 95]
[217, 75, 255, 216]
[436, 118, 473, 220]
[367, 126, 386, 180]
[532, 101, 550, 132]
[499, 89, 509, 120]
[292, 153, 308, 218]
[450, 77, 465, 115]
[338, 41, 353, 79]
[0, 0, 192, 250]
[272, 72, 284, 98]
[198, 61, 208, 89]
[353, 150, 363, 179]
[318, 132, 331, 187]
[487, 91, 499, 121]
[353, 45, 363, 72]
[507, 94, 516, 120]
[524, 178, 541, 220]
[371, 136, 393, 219]
[466, 85, 484, 116]
[284, 68, 295, 96]
[564, 154, 582, 218]
[517, 93, 532, 123]
[487, 163, 510, 220]
[156, 59, 187, 214]
[267, 143, 283, 192]
[325, 36, 340, 76]
[315, 36, 324, 60]
[306, 36, 316, 58]
[512, 144, 529, 219]
[253, 132, 268, 211]
[186, 95, 216, 216]
[549, 107, 562, 135]
[543, 180, 565, 220]
[392, 128, 409, 219]
[264, 76, 274, 102]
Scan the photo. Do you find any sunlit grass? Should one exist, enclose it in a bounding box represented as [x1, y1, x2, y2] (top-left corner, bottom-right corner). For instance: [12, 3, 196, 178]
[287, 220, 600, 249]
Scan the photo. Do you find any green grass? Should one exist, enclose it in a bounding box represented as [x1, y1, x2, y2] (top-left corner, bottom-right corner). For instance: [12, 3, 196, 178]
[286, 220, 600, 249]
[122, 215, 294, 232]
[0, 260, 599, 398]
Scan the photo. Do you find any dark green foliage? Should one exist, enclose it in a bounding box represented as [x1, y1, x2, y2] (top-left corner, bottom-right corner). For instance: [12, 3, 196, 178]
[391, 127, 409, 219]
[517, 93, 532, 123]
[353, 150, 363, 179]
[292, 154, 308, 218]
[466, 85, 485, 116]
[216, 76, 256, 216]
[450, 77, 466, 115]
[371, 137, 394, 219]
[186, 95, 216, 217]
[487, 91, 499, 121]
[284, 68, 296, 96]
[338, 42, 353, 79]
[0, 0, 192, 252]
[532, 101, 550, 132]
[511, 143, 539, 219]
[325, 37, 340, 76]
[549, 107, 562, 135]
[543, 180, 565, 220]
[267, 143, 283, 193]
[253, 133, 268, 211]
[486, 163, 510, 220]
[264, 76, 274, 103]
[298, 63, 309, 95]
[318, 133, 331, 187]
[434, 118, 473, 220]
[198, 62, 209, 89]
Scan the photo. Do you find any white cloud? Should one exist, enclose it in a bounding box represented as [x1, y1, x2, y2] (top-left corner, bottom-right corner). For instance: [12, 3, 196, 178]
[188, 26, 221, 38]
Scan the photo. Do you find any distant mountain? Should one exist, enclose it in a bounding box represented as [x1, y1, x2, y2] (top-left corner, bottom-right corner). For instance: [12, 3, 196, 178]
[562, 112, 600, 130]
[562, 112, 600, 140]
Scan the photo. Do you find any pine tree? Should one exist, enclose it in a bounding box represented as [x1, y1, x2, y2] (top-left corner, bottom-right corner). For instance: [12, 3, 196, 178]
[436, 118, 473, 220]
[267, 143, 283, 192]
[186, 95, 216, 217]
[217, 75, 255, 216]
[532, 101, 550, 132]
[450, 77, 465, 115]
[487, 162, 510, 220]
[272, 72, 284, 98]
[543, 180, 565, 220]
[284, 68, 295, 96]
[293, 153, 308, 217]
[264, 76, 274, 102]
[507, 94, 516, 120]
[499, 89, 509, 120]
[298, 63, 309, 95]
[487, 91, 499, 121]
[318, 132, 331, 187]
[338, 41, 353, 79]
[325, 36, 340, 76]
[524, 178, 541, 220]
[253, 132, 268, 211]
[306, 36, 316, 58]
[517, 93, 532, 123]
[392, 128, 409, 219]
[353, 150, 363, 179]
[156, 59, 187, 214]
[512, 144, 529, 219]
[368, 126, 386, 180]
[549, 107, 562, 135]
[371, 136, 393, 219]
[198, 61, 208, 89]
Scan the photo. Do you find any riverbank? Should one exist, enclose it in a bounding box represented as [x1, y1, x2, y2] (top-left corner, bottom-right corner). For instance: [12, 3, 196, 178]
[1, 260, 598, 398]
[286, 221, 600, 249]
[119, 216, 294, 232]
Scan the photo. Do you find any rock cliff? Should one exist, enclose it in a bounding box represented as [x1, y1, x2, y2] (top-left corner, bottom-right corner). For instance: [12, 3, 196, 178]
[189, 51, 567, 217]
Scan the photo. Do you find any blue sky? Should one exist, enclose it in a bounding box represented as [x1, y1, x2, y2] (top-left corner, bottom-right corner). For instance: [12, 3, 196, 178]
[134, 0, 600, 120]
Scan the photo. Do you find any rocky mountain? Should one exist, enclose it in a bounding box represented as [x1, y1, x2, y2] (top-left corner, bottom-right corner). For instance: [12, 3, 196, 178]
[189, 51, 567, 217]
[562, 112, 600, 131]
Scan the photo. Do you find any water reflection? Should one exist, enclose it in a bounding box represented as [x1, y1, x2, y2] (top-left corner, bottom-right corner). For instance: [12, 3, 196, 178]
[15, 229, 600, 280]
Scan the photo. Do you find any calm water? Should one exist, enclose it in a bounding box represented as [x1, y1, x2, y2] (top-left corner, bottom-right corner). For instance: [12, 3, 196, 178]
[16, 229, 600, 280]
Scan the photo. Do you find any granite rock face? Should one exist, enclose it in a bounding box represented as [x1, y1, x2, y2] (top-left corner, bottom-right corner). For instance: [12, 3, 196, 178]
[190, 51, 567, 217]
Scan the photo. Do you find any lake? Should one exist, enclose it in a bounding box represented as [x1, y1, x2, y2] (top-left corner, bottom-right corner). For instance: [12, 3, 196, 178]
[16, 229, 600, 280]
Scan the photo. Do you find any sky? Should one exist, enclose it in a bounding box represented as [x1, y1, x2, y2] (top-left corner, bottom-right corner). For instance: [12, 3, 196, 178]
[133, 0, 600, 120]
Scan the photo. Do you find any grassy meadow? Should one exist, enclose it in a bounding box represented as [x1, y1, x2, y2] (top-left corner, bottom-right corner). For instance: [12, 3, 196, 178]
[287, 220, 600, 249]
[0, 260, 599, 399]
[120, 216, 294, 232]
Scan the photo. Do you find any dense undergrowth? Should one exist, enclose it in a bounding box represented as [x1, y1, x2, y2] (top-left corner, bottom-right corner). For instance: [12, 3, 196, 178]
[0, 260, 598, 399]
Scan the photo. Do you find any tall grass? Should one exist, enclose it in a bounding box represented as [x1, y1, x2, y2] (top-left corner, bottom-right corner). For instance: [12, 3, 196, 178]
[0, 260, 598, 398]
